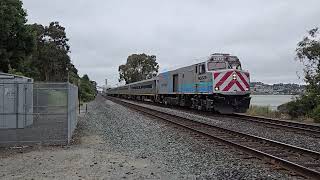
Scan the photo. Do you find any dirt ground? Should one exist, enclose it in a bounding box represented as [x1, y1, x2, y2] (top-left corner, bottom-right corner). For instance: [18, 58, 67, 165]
[0, 120, 167, 180]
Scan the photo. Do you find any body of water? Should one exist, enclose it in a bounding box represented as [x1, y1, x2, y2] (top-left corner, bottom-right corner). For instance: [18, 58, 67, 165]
[250, 95, 297, 110]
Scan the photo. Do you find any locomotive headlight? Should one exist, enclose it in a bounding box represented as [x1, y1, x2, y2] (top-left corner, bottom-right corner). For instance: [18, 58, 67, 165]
[232, 73, 237, 80]
[215, 87, 219, 91]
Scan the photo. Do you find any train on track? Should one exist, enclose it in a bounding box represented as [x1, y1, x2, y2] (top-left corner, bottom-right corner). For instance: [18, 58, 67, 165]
[107, 53, 251, 113]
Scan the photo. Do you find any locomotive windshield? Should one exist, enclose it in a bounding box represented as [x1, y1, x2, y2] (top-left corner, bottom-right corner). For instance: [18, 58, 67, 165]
[227, 56, 242, 70]
[207, 61, 226, 71]
[207, 61, 242, 71]
[229, 62, 242, 70]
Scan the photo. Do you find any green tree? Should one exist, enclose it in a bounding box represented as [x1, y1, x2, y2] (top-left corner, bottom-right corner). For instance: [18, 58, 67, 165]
[0, 0, 35, 73]
[68, 63, 80, 85]
[296, 27, 320, 122]
[296, 28, 320, 95]
[0, 1, 96, 102]
[79, 74, 96, 102]
[119, 53, 159, 84]
[28, 22, 72, 81]
[282, 28, 320, 122]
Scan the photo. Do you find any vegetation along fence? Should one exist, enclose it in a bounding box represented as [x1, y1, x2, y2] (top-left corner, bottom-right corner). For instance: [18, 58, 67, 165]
[0, 82, 78, 147]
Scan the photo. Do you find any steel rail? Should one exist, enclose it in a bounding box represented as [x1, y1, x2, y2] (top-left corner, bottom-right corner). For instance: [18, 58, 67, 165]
[230, 113, 320, 135]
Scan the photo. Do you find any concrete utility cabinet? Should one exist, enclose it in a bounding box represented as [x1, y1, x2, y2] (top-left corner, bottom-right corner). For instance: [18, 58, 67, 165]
[0, 73, 33, 129]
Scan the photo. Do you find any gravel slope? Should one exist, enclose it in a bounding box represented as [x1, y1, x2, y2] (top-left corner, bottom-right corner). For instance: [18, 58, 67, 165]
[125, 99, 320, 152]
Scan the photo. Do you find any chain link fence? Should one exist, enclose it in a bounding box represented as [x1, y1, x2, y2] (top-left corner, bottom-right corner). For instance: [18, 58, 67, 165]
[0, 82, 78, 147]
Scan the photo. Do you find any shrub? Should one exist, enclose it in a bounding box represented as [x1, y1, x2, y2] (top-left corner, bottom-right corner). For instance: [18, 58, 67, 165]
[285, 100, 306, 118]
[79, 75, 97, 102]
[311, 105, 320, 123]
[279, 94, 317, 119]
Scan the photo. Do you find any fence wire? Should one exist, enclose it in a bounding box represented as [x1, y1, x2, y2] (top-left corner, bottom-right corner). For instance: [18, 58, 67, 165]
[0, 82, 79, 147]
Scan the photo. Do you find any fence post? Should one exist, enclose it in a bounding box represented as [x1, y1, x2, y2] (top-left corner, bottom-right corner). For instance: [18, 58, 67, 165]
[67, 83, 70, 144]
[15, 82, 19, 128]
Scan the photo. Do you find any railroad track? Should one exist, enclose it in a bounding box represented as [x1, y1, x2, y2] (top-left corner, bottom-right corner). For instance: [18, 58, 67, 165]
[104, 95, 320, 137]
[107, 96, 320, 179]
[228, 113, 320, 137]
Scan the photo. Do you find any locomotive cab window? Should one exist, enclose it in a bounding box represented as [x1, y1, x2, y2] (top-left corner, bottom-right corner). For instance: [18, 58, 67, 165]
[199, 64, 206, 74]
[207, 61, 226, 71]
[229, 62, 242, 70]
[235, 64, 242, 70]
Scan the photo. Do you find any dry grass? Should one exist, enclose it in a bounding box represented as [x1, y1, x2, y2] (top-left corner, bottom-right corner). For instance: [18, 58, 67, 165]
[246, 105, 315, 123]
[246, 105, 283, 119]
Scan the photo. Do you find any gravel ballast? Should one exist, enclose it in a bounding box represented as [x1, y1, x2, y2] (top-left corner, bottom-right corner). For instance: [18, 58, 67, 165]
[0, 95, 295, 179]
[96, 96, 293, 179]
[124, 99, 320, 152]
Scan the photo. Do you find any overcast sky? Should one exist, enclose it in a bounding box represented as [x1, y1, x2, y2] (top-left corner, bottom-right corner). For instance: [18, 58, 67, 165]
[23, 0, 320, 86]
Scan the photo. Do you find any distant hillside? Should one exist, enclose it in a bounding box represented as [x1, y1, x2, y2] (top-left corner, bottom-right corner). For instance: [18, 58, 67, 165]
[250, 82, 305, 95]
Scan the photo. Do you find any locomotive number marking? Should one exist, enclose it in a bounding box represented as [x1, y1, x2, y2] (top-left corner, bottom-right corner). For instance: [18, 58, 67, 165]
[198, 76, 207, 80]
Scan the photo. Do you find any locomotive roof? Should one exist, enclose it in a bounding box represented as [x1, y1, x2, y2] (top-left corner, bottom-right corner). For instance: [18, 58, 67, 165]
[127, 78, 156, 85]
[209, 54, 240, 62]
[109, 78, 156, 90]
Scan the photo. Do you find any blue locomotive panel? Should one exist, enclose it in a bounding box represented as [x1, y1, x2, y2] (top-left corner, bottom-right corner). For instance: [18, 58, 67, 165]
[158, 64, 214, 94]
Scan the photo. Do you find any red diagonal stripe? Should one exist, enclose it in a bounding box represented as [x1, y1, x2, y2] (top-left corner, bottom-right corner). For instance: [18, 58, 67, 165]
[215, 71, 233, 88]
[236, 72, 249, 88]
[235, 81, 245, 91]
[214, 72, 220, 79]
[222, 80, 235, 91]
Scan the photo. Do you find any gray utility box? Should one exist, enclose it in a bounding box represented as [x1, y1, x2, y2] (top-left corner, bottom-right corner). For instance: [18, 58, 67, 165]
[0, 73, 33, 129]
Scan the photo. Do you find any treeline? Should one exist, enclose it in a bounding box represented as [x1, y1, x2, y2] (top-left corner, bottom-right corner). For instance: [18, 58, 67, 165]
[0, 0, 96, 102]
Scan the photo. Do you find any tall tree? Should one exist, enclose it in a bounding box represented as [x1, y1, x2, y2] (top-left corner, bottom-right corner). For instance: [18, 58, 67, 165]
[28, 22, 72, 81]
[118, 53, 159, 84]
[296, 27, 320, 95]
[0, 0, 35, 73]
[284, 27, 320, 121]
[0, 2, 96, 102]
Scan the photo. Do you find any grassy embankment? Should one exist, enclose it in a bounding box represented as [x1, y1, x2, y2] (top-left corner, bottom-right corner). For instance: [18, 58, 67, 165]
[245, 105, 314, 123]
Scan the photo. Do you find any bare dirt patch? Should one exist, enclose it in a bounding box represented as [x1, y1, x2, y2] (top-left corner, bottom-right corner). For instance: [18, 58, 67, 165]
[0, 112, 165, 180]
